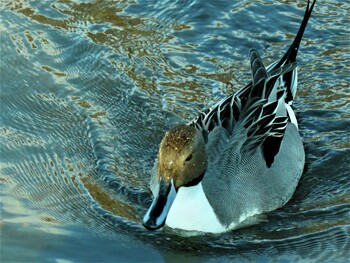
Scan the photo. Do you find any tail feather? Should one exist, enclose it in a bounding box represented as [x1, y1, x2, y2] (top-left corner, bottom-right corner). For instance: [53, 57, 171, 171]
[272, 0, 316, 104]
[274, 0, 316, 68]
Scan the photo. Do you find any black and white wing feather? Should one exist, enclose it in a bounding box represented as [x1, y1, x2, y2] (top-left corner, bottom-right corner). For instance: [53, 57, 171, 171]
[189, 49, 297, 166]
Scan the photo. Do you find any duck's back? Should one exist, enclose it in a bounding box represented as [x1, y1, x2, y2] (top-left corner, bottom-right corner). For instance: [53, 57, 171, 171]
[202, 122, 304, 229]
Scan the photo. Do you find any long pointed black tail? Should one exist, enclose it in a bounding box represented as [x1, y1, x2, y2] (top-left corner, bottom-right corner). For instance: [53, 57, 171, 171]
[273, 0, 316, 69]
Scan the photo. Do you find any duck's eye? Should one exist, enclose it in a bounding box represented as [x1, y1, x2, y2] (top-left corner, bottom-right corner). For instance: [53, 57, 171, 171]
[185, 154, 193, 162]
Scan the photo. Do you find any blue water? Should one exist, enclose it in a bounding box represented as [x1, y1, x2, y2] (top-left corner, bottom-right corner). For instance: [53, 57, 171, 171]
[1, 0, 349, 262]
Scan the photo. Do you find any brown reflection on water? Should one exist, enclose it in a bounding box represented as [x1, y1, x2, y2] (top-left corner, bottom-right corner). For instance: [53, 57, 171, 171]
[7, 0, 238, 110]
[81, 177, 140, 222]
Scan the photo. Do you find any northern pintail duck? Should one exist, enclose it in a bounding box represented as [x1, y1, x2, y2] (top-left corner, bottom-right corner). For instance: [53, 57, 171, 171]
[143, 0, 316, 233]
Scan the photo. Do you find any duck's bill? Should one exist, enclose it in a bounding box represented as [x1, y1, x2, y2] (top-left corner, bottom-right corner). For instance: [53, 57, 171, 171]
[143, 178, 176, 230]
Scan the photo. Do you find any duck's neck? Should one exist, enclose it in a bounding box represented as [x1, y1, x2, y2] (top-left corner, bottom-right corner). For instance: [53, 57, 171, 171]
[165, 182, 226, 233]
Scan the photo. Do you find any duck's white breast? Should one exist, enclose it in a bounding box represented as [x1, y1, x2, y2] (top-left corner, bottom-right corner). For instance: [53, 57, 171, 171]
[165, 183, 226, 233]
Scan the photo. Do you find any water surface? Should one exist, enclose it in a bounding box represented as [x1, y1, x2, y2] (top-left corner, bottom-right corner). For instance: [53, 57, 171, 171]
[1, 0, 349, 262]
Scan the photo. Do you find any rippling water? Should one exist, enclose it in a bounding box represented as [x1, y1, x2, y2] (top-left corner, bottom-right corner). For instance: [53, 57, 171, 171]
[1, 0, 349, 262]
